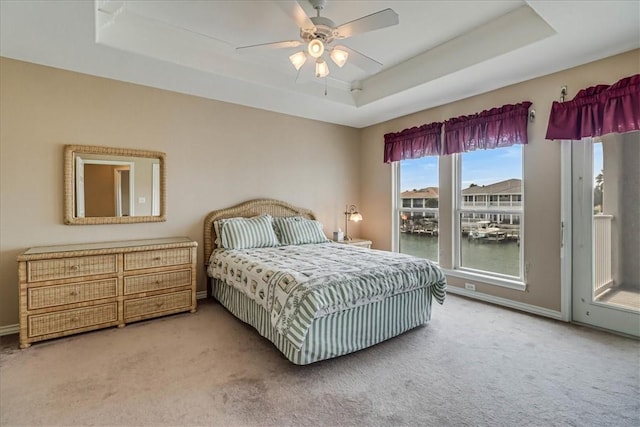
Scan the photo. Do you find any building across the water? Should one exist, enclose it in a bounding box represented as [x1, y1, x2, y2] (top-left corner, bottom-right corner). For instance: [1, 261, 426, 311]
[401, 187, 439, 209]
[461, 178, 522, 224]
[401, 178, 522, 227]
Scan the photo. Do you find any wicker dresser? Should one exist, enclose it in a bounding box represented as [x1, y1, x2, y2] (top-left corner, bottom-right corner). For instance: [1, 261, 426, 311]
[17, 237, 197, 349]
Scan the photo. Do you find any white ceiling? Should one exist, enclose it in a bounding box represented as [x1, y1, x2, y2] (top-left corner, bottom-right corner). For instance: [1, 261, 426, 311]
[1, 1, 639, 128]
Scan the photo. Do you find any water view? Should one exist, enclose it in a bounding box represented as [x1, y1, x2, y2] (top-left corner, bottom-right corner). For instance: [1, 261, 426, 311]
[399, 148, 523, 279]
[400, 233, 520, 277]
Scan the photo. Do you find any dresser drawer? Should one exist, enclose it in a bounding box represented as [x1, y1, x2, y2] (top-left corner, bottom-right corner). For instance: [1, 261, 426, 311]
[28, 278, 118, 310]
[124, 270, 191, 295]
[124, 290, 192, 320]
[123, 248, 191, 271]
[27, 255, 118, 283]
[18, 238, 197, 348]
[28, 303, 118, 337]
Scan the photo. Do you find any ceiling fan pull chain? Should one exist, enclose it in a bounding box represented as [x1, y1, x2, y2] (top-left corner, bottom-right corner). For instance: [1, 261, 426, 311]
[324, 76, 328, 96]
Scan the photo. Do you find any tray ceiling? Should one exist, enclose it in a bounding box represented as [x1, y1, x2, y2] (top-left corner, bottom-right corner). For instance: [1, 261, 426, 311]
[1, 1, 639, 127]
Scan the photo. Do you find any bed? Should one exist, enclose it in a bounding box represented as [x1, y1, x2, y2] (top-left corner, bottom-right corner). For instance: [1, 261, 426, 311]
[204, 199, 446, 365]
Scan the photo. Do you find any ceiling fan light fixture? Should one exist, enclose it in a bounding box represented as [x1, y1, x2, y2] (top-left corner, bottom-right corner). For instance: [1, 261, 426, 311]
[315, 59, 329, 78]
[289, 51, 307, 70]
[307, 39, 325, 58]
[330, 48, 349, 67]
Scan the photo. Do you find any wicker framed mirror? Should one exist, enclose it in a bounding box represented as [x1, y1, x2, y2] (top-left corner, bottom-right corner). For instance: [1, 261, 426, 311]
[64, 145, 166, 225]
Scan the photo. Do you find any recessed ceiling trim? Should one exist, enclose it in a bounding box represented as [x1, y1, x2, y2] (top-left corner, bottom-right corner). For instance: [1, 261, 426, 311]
[96, 3, 355, 102]
[356, 5, 556, 106]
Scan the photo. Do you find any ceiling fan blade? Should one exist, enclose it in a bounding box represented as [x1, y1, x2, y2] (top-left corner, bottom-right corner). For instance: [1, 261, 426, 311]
[236, 40, 303, 52]
[335, 8, 399, 39]
[334, 45, 383, 74]
[275, 1, 316, 33]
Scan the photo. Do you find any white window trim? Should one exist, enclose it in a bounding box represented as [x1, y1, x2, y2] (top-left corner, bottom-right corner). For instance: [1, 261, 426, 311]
[393, 161, 440, 264]
[452, 151, 526, 289]
[394, 154, 527, 291]
[559, 140, 572, 321]
[391, 162, 400, 253]
[442, 268, 527, 291]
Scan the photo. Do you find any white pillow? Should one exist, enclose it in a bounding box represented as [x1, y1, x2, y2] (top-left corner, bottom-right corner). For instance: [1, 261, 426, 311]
[215, 215, 280, 250]
[273, 216, 329, 245]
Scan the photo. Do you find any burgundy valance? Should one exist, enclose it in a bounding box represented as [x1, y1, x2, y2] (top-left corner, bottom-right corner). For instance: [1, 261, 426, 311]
[442, 102, 532, 155]
[546, 74, 640, 140]
[384, 122, 443, 163]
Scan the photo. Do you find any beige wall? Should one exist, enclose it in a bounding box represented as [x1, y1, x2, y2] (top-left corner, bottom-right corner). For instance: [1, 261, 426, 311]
[619, 132, 640, 288]
[359, 49, 639, 312]
[0, 58, 361, 327]
[1, 50, 638, 328]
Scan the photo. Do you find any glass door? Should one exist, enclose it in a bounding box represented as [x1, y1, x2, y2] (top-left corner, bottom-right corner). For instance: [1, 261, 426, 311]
[571, 134, 640, 337]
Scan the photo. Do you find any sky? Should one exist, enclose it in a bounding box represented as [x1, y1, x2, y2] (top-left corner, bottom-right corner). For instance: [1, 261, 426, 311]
[401, 143, 604, 192]
[401, 145, 523, 191]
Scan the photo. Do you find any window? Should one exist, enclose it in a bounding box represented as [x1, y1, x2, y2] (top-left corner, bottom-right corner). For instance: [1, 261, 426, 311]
[455, 145, 523, 279]
[397, 157, 439, 263]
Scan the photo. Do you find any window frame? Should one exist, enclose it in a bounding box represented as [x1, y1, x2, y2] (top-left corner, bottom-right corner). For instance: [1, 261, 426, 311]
[392, 151, 527, 292]
[392, 161, 440, 264]
[451, 149, 526, 289]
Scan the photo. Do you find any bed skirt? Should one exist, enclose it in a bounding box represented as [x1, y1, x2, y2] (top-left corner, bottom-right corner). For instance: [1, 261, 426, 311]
[212, 280, 434, 365]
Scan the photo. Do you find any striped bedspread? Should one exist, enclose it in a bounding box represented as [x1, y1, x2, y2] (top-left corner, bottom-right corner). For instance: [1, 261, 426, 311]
[207, 243, 446, 349]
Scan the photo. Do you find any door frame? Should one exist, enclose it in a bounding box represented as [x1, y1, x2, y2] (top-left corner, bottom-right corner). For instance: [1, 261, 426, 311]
[560, 140, 572, 322]
[561, 137, 639, 337]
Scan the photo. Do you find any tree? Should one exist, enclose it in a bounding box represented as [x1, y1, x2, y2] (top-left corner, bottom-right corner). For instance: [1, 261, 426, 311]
[595, 171, 604, 191]
[593, 170, 604, 212]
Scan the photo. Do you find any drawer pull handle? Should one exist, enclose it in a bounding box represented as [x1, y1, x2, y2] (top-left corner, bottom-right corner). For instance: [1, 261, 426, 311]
[155, 301, 164, 307]
[71, 316, 79, 322]
[69, 291, 78, 297]
[153, 257, 162, 261]
[155, 280, 161, 285]
[69, 265, 79, 271]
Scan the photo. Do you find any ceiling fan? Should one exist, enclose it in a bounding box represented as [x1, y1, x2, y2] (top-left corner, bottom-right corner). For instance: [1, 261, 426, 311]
[236, 0, 399, 79]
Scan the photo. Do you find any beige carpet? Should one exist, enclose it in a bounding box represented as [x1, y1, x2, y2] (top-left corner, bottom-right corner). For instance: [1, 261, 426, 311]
[1, 295, 638, 426]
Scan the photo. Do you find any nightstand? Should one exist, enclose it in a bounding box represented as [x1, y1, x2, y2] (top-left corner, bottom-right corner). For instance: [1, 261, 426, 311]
[335, 238, 372, 249]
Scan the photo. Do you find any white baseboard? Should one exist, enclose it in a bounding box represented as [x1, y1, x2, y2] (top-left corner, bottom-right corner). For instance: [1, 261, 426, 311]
[0, 324, 19, 336]
[1, 291, 210, 336]
[447, 286, 565, 321]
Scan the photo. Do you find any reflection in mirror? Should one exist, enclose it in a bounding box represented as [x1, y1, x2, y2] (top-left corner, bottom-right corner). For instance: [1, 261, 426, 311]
[64, 145, 166, 225]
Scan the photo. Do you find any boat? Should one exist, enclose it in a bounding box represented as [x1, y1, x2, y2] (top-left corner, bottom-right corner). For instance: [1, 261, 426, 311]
[469, 221, 505, 241]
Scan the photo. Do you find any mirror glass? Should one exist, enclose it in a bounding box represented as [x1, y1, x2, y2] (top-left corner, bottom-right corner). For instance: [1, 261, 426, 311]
[64, 145, 166, 225]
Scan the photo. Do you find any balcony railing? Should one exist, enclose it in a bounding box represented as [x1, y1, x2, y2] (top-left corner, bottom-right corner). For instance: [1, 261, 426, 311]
[462, 201, 522, 208]
[593, 214, 614, 296]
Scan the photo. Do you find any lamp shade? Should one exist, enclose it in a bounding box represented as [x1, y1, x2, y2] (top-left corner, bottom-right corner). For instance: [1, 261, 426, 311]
[349, 212, 363, 222]
[344, 204, 362, 241]
[315, 59, 329, 78]
[289, 51, 307, 70]
[307, 39, 325, 58]
[330, 48, 349, 68]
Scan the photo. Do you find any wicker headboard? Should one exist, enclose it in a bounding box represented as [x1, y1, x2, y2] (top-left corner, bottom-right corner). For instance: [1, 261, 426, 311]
[203, 198, 317, 267]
